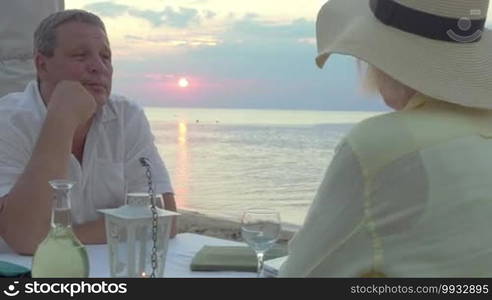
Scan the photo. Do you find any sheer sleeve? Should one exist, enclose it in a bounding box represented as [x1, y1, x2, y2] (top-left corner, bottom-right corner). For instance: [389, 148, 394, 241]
[279, 140, 366, 277]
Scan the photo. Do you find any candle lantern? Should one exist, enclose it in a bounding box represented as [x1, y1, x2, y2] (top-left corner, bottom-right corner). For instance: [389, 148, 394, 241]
[100, 193, 178, 277]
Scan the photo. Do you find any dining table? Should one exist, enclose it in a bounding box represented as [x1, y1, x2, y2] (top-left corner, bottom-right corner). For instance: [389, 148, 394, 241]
[0, 233, 258, 278]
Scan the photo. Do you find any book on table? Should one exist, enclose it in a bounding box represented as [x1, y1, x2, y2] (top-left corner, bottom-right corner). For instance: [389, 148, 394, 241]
[263, 256, 287, 278]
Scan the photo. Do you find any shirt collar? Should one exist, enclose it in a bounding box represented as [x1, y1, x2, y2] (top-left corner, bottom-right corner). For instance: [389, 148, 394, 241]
[402, 93, 429, 111]
[98, 96, 117, 123]
[403, 93, 446, 111]
[30, 80, 47, 117]
[401, 92, 492, 138]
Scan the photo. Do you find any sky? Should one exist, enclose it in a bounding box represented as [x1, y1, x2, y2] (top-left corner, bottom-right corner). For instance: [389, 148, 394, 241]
[65, 0, 492, 111]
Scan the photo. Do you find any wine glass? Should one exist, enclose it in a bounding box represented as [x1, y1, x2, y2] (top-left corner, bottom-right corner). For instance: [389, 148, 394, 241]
[241, 208, 281, 278]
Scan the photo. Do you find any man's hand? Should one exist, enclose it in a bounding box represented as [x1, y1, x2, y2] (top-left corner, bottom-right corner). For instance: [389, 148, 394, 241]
[46, 80, 97, 131]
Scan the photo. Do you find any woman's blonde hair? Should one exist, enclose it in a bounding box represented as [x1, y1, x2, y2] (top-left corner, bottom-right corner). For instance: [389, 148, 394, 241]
[356, 59, 413, 95]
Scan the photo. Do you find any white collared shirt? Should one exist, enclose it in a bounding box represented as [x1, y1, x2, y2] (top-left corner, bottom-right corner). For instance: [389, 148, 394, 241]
[0, 81, 173, 252]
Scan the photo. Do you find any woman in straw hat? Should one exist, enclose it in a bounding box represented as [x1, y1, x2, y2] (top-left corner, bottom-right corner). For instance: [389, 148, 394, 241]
[279, 0, 492, 277]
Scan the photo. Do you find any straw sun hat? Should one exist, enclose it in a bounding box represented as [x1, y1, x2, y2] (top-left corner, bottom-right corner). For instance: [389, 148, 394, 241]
[316, 0, 492, 109]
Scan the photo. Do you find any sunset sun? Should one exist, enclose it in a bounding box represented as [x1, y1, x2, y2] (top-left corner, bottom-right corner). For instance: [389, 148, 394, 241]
[178, 77, 190, 88]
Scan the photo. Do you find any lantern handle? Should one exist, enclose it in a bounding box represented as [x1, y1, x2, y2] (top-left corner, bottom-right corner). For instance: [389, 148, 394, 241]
[139, 157, 159, 278]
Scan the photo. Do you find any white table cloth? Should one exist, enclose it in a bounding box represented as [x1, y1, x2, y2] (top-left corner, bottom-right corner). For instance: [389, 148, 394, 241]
[0, 233, 256, 278]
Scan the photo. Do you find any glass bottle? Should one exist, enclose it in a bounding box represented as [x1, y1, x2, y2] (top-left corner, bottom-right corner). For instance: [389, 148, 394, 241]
[31, 180, 89, 277]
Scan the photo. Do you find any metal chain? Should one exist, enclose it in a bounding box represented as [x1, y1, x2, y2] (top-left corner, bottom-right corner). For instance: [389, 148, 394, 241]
[139, 157, 158, 278]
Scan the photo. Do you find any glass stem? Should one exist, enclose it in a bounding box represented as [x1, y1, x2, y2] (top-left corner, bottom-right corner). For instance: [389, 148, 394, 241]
[256, 251, 265, 278]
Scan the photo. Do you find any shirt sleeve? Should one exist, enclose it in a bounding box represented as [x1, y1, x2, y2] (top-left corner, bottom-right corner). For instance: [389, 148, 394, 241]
[278, 140, 366, 277]
[0, 121, 31, 198]
[123, 105, 174, 196]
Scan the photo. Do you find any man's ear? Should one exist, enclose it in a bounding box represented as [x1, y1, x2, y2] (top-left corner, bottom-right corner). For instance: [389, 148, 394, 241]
[34, 52, 49, 80]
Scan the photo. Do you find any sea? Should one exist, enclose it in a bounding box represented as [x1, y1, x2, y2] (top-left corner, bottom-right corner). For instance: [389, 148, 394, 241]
[145, 107, 383, 226]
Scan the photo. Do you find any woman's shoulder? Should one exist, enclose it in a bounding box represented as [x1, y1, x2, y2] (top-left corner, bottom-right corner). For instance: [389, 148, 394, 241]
[346, 111, 405, 145]
[347, 101, 492, 147]
[343, 103, 492, 176]
[343, 110, 423, 176]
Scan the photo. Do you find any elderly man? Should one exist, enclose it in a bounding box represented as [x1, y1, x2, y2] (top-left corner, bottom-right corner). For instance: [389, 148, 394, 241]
[0, 9, 177, 255]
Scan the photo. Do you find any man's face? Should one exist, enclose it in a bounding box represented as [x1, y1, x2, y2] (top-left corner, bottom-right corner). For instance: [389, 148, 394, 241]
[37, 21, 113, 107]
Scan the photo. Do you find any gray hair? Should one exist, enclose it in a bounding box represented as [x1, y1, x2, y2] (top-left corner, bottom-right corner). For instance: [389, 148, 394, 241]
[34, 9, 107, 57]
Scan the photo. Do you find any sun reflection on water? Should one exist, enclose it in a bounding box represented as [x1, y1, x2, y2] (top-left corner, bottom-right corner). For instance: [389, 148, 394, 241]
[174, 121, 189, 208]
